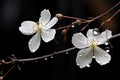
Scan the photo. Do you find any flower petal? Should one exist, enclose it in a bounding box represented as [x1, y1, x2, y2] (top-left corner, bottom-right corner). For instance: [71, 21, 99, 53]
[87, 29, 98, 41]
[39, 9, 51, 26]
[43, 17, 58, 30]
[41, 29, 56, 42]
[94, 46, 111, 65]
[97, 30, 112, 45]
[28, 32, 41, 53]
[19, 21, 37, 35]
[72, 32, 89, 49]
[76, 47, 93, 68]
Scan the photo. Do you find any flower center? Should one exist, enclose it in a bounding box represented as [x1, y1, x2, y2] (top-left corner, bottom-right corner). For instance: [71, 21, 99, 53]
[90, 40, 96, 48]
[37, 25, 42, 31]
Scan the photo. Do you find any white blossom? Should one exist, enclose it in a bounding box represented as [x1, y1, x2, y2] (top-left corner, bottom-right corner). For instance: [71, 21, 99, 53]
[19, 9, 58, 53]
[72, 29, 112, 68]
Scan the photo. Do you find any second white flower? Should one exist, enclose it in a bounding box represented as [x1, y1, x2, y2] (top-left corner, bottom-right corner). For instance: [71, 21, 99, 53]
[72, 29, 112, 68]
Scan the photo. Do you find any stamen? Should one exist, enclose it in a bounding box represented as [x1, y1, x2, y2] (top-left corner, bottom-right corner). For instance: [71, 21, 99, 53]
[90, 40, 96, 48]
[38, 25, 42, 31]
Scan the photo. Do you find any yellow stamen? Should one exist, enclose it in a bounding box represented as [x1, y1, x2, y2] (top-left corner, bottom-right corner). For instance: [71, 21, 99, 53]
[38, 25, 42, 31]
[90, 40, 96, 48]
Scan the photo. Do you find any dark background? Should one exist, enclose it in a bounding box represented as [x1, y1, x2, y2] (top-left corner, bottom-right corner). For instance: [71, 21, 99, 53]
[0, 0, 120, 80]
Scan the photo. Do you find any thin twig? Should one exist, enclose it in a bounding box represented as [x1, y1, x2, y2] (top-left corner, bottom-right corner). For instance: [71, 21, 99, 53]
[0, 1, 120, 66]
[109, 9, 120, 20]
[110, 33, 120, 39]
[62, 15, 87, 22]
[81, 22, 91, 31]
[0, 47, 76, 65]
[15, 33, 120, 62]
[93, 1, 120, 21]
[0, 33, 120, 65]
[100, 9, 120, 27]
[58, 1, 120, 31]
[17, 47, 76, 62]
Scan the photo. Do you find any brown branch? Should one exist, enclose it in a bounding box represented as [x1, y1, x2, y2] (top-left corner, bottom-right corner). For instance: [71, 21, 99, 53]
[18, 47, 76, 62]
[0, 1, 120, 80]
[0, 33, 120, 79]
[93, 1, 120, 21]
[0, 1, 120, 66]
[80, 1, 120, 30]
[110, 33, 120, 39]
[0, 47, 76, 65]
[62, 15, 87, 22]
[108, 9, 120, 20]
[16, 33, 119, 62]
[56, 1, 120, 31]
[0, 33, 120, 65]
[101, 9, 120, 27]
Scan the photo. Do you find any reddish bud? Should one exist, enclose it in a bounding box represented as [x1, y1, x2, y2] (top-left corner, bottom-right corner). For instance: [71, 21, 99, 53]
[61, 29, 67, 36]
[72, 19, 81, 26]
[56, 13, 63, 20]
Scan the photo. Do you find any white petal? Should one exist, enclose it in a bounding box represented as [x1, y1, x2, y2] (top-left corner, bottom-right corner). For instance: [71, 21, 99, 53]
[39, 9, 51, 26]
[87, 29, 98, 41]
[41, 29, 56, 42]
[94, 46, 111, 65]
[72, 32, 90, 49]
[19, 21, 38, 35]
[43, 17, 58, 30]
[97, 30, 112, 45]
[76, 47, 93, 68]
[28, 32, 41, 53]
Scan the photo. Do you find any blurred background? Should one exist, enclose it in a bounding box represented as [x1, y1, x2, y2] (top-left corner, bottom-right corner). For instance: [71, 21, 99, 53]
[0, 0, 120, 80]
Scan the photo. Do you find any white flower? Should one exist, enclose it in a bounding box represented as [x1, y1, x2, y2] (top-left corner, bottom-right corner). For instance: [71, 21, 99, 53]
[72, 29, 112, 68]
[19, 9, 58, 53]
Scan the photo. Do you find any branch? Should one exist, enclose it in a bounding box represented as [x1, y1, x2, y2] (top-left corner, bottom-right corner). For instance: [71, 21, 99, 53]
[0, 47, 76, 65]
[93, 1, 120, 20]
[0, 33, 120, 65]
[0, 1, 120, 80]
[17, 47, 76, 62]
[56, 1, 120, 31]
[101, 9, 120, 27]
[110, 33, 120, 39]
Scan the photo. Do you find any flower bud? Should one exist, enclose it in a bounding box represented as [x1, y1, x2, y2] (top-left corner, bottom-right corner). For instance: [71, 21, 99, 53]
[56, 13, 63, 20]
[0, 77, 3, 80]
[61, 29, 67, 36]
[72, 19, 81, 26]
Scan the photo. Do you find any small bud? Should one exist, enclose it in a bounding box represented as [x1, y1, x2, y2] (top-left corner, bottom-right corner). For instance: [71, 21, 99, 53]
[0, 77, 3, 80]
[72, 19, 81, 26]
[1, 60, 5, 63]
[61, 29, 67, 36]
[56, 13, 63, 20]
